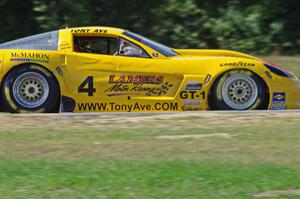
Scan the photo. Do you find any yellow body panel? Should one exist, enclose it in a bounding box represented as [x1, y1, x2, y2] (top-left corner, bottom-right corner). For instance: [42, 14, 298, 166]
[0, 26, 299, 112]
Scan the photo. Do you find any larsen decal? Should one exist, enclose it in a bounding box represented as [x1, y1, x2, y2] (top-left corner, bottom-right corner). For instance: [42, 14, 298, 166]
[109, 75, 164, 85]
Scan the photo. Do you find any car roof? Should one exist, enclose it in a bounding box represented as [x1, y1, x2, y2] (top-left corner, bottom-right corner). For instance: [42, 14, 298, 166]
[65, 26, 125, 35]
[0, 27, 126, 51]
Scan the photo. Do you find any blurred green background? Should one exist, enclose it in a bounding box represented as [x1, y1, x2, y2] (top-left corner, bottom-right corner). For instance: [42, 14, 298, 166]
[0, 0, 299, 55]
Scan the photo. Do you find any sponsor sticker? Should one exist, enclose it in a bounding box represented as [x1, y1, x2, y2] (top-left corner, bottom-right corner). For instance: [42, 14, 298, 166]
[59, 42, 72, 50]
[185, 81, 202, 90]
[273, 92, 286, 103]
[270, 103, 287, 110]
[183, 100, 201, 106]
[71, 29, 108, 34]
[105, 82, 173, 97]
[10, 52, 50, 64]
[77, 102, 179, 112]
[181, 106, 202, 111]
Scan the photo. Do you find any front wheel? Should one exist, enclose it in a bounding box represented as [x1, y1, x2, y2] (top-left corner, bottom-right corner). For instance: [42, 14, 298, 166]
[211, 70, 268, 110]
[1, 65, 59, 113]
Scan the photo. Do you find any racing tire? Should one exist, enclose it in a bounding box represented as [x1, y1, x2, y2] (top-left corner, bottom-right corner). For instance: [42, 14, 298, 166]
[1, 64, 59, 113]
[211, 70, 268, 110]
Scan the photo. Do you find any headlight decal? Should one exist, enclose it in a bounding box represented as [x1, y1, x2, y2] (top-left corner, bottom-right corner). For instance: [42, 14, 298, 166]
[264, 63, 296, 79]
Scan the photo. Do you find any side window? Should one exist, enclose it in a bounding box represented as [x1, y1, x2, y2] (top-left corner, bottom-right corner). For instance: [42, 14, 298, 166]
[119, 38, 150, 58]
[74, 36, 119, 55]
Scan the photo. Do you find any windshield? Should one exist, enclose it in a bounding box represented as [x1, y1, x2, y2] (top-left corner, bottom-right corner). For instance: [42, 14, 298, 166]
[0, 31, 58, 51]
[123, 31, 178, 57]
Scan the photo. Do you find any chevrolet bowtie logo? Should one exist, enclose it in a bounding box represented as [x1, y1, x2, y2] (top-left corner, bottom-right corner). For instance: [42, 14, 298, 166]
[274, 94, 284, 100]
[273, 92, 286, 103]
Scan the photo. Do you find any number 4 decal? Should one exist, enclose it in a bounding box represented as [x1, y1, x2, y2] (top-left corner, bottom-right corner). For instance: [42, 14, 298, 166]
[78, 76, 96, 96]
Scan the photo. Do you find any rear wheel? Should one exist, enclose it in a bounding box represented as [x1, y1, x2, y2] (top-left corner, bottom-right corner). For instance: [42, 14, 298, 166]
[1, 64, 59, 113]
[211, 70, 268, 110]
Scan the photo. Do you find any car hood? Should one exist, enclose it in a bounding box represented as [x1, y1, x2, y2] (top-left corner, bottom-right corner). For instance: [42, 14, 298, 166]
[174, 49, 262, 61]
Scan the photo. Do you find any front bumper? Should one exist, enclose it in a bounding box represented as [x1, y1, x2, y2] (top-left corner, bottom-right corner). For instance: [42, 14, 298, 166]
[268, 78, 300, 110]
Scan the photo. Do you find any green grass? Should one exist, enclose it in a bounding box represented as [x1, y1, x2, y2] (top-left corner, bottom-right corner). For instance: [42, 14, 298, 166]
[1, 160, 300, 199]
[0, 111, 300, 198]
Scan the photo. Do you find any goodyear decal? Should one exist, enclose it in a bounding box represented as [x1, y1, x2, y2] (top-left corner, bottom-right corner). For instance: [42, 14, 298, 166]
[273, 92, 286, 103]
[220, 62, 255, 67]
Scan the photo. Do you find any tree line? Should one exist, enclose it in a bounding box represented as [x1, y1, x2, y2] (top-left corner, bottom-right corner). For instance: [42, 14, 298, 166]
[0, 0, 299, 55]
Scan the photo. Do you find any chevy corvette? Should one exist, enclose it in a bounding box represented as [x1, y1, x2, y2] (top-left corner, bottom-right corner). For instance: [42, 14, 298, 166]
[0, 26, 299, 113]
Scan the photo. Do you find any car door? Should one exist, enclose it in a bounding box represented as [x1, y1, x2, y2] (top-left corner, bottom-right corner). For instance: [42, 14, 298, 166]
[63, 36, 119, 111]
[110, 38, 183, 106]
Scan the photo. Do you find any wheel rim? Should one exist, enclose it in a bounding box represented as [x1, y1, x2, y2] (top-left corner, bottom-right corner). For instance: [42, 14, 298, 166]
[12, 72, 49, 109]
[221, 74, 258, 110]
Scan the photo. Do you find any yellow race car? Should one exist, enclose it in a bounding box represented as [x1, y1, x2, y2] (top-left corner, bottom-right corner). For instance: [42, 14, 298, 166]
[0, 26, 299, 113]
